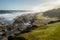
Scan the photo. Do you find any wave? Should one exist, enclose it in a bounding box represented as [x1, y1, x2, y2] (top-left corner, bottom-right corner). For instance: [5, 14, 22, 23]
[0, 10, 33, 24]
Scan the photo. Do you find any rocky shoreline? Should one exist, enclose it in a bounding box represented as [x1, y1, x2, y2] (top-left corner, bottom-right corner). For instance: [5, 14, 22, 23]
[0, 13, 37, 40]
[0, 12, 59, 40]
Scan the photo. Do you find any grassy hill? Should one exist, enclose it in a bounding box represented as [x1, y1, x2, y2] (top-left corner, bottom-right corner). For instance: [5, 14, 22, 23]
[17, 22, 60, 40]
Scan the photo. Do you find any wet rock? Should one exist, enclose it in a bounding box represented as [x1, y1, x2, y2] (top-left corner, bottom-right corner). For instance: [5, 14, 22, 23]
[0, 13, 37, 40]
[13, 14, 36, 33]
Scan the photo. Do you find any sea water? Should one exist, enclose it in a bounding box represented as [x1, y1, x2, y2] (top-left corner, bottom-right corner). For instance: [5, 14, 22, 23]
[0, 10, 33, 24]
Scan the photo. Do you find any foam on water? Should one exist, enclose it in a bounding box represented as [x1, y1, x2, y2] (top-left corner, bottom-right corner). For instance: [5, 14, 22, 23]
[0, 11, 33, 24]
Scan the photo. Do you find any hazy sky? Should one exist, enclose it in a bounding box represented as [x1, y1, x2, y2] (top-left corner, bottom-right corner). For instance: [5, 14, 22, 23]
[0, 0, 60, 10]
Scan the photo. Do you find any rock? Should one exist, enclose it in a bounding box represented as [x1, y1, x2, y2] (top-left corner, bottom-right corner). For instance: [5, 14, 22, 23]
[13, 13, 36, 32]
[0, 13, 37, 40]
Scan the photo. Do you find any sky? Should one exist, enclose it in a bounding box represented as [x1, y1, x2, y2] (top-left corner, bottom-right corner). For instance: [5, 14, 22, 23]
[0, 0, 60, 10]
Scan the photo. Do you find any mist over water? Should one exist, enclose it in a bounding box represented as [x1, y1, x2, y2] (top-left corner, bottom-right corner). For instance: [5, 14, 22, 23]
[32, 1, 60, 12]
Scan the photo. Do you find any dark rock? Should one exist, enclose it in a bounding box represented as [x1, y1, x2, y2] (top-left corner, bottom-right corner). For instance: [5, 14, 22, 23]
[8, 36, 27, 40]
[43, 8, 60, 18]
[0, 13, 37, 40]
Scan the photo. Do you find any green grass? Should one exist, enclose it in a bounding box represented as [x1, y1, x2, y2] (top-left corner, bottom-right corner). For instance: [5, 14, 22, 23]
[17, 22, 60, 40]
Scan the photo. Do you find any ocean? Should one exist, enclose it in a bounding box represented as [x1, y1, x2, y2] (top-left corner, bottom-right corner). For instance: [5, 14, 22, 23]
[0, 10, 33, 24]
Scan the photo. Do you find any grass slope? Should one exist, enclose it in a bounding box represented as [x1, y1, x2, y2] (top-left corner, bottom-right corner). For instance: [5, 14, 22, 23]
[17, 22, 60, 40]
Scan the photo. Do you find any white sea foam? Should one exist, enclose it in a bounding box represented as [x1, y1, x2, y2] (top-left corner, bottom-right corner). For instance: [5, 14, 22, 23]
[0, 11, 33, 24]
